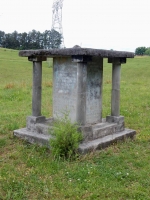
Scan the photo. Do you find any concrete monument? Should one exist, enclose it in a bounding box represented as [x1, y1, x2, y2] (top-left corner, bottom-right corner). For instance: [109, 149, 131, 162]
[14, 47, 136, 153]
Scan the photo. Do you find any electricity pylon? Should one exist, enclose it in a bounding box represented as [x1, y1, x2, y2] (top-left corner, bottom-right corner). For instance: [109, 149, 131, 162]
[52, 0, 64, 48]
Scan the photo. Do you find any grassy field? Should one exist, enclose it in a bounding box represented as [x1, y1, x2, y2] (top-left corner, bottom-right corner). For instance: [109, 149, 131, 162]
[0, 48, 150, 200]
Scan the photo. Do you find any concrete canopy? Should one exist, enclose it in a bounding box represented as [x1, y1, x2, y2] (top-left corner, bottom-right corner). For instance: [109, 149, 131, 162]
[19, 47, 134, 58]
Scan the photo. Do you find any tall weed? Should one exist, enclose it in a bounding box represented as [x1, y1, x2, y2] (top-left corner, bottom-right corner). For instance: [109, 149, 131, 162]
[50, 114, 82, 160]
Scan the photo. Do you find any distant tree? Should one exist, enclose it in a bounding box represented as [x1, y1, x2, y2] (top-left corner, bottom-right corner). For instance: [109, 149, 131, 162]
[135, 47, 147, 56]
[0, 31, 5, 47]
[0, 29, 62, 50]
[19, 32, 28, 50]
[27, 30, 41, 49]
[144, 47, 150, 56]
[3, 33, 12, 48]
[42, 30, 51, 49]
[11, 31, 20, 49]
[42, 29, 62, 49]
[49, 29, 62, 49]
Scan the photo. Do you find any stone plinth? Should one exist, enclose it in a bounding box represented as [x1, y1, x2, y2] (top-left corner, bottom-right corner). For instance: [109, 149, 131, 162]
[14, 47, 136, 153]
[53, 56, 103, 125]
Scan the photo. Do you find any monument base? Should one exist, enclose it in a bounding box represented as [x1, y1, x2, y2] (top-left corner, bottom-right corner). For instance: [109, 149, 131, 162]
[78, 128, 135, 154]
[14, 117, 136, 154]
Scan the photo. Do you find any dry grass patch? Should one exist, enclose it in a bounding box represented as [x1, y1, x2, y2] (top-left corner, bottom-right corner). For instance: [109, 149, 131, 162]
[4, 83, 15, 89]
[43, 81, 53, 87]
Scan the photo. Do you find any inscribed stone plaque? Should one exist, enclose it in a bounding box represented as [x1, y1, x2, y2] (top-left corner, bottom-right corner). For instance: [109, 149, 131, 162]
[86, 57, 103, 124]
[53, 57, 77, 122]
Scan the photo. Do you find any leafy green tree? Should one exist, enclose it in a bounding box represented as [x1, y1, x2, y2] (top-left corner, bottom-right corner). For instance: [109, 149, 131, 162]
[0, 31, 5, 47]
[42, 30, 51, 49]
[3, 33, 12, 48]
[11, 31, 20, 49]
[27, 30, 41, 49]
[42, 29, 62, 49]
[49, 29, 62, 49]
[135, 47, 147, 55]
[19, 32, 28, 50]
[145, 47, 150, 56]
[0, 29, 62, 50]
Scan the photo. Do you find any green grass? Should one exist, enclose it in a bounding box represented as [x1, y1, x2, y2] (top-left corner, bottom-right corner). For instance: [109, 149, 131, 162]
[0, 48, 150, 199]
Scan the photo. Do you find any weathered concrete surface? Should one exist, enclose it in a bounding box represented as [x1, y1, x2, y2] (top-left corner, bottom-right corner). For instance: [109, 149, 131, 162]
[19, 47, 134, 58]
[78, 128, 136, 154]
[53, 57, 78, 123]
[86, 57, 103, 123]
[28, 56, 46, 117]
[53, 57, 103, 125]
[111, 58, 121, 116]
[14, 118, 54, 146]
[26, 117, 53, 134]
[80, 117, 124, 142]
[14, 128, 51, 147]
[14, 119, 136, 153]
[32, 62, 43, 116]
[76, 62, 87, 124]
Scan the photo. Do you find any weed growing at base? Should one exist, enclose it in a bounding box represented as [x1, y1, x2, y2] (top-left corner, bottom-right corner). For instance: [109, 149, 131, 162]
[50, 113, 82, 160]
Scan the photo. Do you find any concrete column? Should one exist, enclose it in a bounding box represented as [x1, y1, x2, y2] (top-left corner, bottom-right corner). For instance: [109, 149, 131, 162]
[76, 62, 87, 125]
[111, 58, 121, 116]
[28, 56, 47, 117]
[32, 61, 42, 116]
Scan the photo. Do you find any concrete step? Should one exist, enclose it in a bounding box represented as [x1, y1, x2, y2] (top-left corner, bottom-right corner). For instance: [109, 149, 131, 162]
[27, 120, 122, 143]
[35, 123, 53, 135]
[79, 128, 136, 154]
[14, 128, 136, 154]
[14, 128, 52, 147]
[82, 122, 118, 142]
[92, 122, 117, 140]
[30, 118, 54, 135]
[92, 121, 108, 129]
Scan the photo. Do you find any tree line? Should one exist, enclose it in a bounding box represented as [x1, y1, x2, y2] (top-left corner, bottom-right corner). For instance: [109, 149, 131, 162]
[0, 29, 62, 50]
[135, 47, 150, 56]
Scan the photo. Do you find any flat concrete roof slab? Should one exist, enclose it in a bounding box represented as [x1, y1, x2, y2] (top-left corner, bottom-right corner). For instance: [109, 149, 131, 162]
[19, 47, 134, 58]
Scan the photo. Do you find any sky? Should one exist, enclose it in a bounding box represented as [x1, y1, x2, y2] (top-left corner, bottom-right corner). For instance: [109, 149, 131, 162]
[0, 0, 150, 52]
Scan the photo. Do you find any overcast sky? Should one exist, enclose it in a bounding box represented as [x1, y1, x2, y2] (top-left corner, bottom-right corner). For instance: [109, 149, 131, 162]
[0, 0, 150, 52]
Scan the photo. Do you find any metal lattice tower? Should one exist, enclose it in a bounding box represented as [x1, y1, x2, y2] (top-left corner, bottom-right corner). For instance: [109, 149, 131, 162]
[52, 0, 64, 48]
